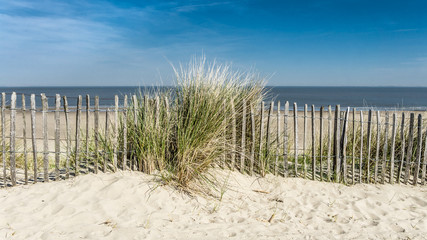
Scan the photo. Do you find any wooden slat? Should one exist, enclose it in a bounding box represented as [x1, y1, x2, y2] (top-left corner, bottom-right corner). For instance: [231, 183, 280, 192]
[132, 95, 138, 171]
[311, 105, 316, 181]
[283, 101, 289, 177]
[55, 94, 61, 180]
[319, 106, 324, 181]
[10, 92, 16, 186]
[113, 95, 118, 171]
[22, 94, 28, 184]
[250, 104, 255, 175]
[293, 102, 298, 176]
[303, 104, 307, 178]
[162, 96, 169, 171]
[30, 94, 37, 183]
[366, 110, 372, 183]
[94, 96, 99, 174]
[397, 113, 405, 183]
[352, 108, 356, 184]
[41, 94, 49, 182]
[381, 112, 389, 184]
[231, 100, 236, 169]
[63, 96, 70, 179]
[389, 113, 397, 184]
[240, 100, 246, 173]
[223, 100, 227, 170]
[341, 107, 350, 184]
[266, 101, 273, 172]
[413, 114, 423, 186]
[2, 93, 6, 186]
[404, 113, 415, 184]
[334, 105, 341, 182]
[85, 94, 90, 173]
[359, 110, 364, 183]
[374, 111, 381, 183]
[122, 95, 128, 170]
[275, 101, 280, 175]
[327, 105, 332, 181]
[104, 109, 109, 172]
[259, 101, 265, 175]
[75, 95, 82, 176]
[422, 116, 427, 185]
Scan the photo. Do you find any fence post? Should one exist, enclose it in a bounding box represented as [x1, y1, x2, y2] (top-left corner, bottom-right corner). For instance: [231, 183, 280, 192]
[123, 95, 128, 170]
[250, 104, 255, 175]
[397, 113, 405, 183]
[275, 101, 280, 175]
[319, 106, 324, 181]
[389, 113, 397, 184]
[30, 94, 37, 183]
[94, 96, 99, 174]
[327, 105, 332, 181]
[2, 93, 6, 186]
[366, 110, 372, 183]
[414, 114, 423, 186]
[133, 95, 138, 171]
[259, 101, 265, 175]
[341, 107, 350, 184]
[374, 111, 381, 183]
[293, 102, 298, 177]
[404, 113, 415, 184]
[352, 108, 356, 184]
[303, 104, 307, 178]
[104, 109, 109, 172]
[10, 92, 16, 186]
[334, 105, 341, 182]
[231, 100, 236, 169]
[22, 94, 28, 184]
[283, 101, 289, 177]
[75, 95, 82, 176]
[359, 110, 364, 183]
[41, 94, 49, 182]
[55, 94, 61, 180]
[266, 101, 273, 172]
[311, 105, 316, 181]
[223, 100, 227, 170]
[85, 94, 90, 173]
[422, 118, 427, 185]
[63, 96, 70, 179]
[240, 100, 246, 173]
[113, 95, 118, 171]
[381, 112, 389, 184]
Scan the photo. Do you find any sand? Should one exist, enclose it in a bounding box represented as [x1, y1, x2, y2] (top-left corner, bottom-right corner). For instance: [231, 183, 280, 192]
[0, 170, 426, 240]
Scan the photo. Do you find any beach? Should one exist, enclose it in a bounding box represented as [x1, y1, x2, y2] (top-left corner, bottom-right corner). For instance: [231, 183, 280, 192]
[0, 170, 426, 239]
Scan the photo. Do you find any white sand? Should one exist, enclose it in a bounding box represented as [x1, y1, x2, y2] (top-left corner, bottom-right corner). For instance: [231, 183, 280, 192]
[0, 170, 426, 240]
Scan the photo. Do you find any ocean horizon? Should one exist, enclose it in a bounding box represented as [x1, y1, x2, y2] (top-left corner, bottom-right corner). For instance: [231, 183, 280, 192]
[0, 86, 426, 110]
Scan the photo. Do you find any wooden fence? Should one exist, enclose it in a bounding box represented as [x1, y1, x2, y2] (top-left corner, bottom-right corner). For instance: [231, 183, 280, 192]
[0, 92, 426, 187]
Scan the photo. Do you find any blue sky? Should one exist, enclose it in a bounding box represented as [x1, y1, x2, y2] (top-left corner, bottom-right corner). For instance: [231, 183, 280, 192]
[0, 0, 426, 86]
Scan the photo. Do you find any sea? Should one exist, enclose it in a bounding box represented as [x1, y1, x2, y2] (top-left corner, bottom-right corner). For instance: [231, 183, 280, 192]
[0, 86, 426, 111]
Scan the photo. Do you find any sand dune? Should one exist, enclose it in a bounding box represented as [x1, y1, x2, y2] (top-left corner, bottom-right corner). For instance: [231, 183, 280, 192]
[0, 170, 426, 239]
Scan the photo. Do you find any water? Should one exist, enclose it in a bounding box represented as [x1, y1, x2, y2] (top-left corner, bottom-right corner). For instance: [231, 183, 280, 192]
[0, 86, 426, 110]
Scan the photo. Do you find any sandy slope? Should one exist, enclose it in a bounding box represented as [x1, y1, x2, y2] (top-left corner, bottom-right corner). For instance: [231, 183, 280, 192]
[0, 170, 426, 240]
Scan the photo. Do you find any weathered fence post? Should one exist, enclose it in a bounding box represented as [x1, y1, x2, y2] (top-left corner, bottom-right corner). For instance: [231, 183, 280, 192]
[389, 113, 397, 184]
[397, 113, 405, 183]
[319, 106, 324, 181]
[413, 114, 423, 185]
[2, 93, 6, 186]
[85, 94, 90, 173]
[259, 101, 265, 175]
[41, 94, 49, 182]
[10, 92, 16, 186]
[381, 112, 389, 184]
[113, 95, 118, 171]
[275, 101, 280, 175]
[55, 94, 61, 180]
[231, 100, 236, 169]
[374, 111, 381, 183]
[250, 104, 255, 175]
[75, 95, 82, 176]
[366, 110, 372, 183]
[359, 110, 363, 183]
[94, 96, 99, 174]
[341, 107, 350, 184]
[123, 95, 128, 170]
[63, 96, 70, 179]
[327, 105, 332, 181]
[422, 119, 427, 185]
[334, 105, 341, 182]
[240, 100, 246, 173]
[352, 108, 356, 184]
[22, 94, 28, 184]
[30, 94, 37, 183]
[266, 101, 273, 172]
[311, 105, 316, 181]
[293, 102, 298, 176]
[104, 109, 109, 172]
[132, 95, 138, 171]
[303, 104, 307, 178]
[404, 113, 415, 184]
[283, 101, 289, 177]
